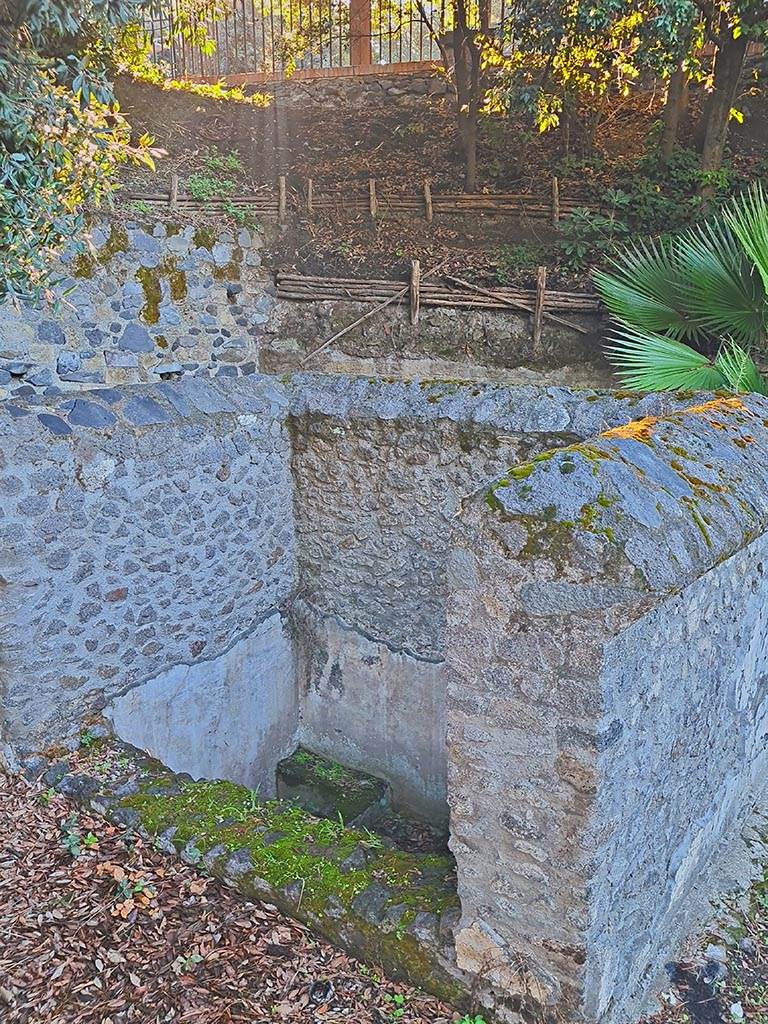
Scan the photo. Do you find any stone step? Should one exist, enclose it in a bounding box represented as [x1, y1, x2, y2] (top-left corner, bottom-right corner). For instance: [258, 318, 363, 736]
[276, 747, 390, 826]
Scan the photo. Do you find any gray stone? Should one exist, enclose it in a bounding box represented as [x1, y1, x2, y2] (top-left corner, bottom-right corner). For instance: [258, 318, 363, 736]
[224, 847, 255, 879]
[27, 368, 54, 387]
[152, 362, 183, 376]
[105, 350, 139, 368]
[38, 321, 66, 345]
[55, 772, 101, 801]
[212, 242, 233, 266]
[20, 755, 50, 782]
[118, 324, 154, 353]
[56, 351, 81, 376]
[351, 882, 391, 924]
[37, 413, 72, 437]
[67, 399, 117, 429]
[123, 396, 171, 426]
[3, 361, 34, 376]
[59, 370, 106, 384]
[42, 760, 71, 787]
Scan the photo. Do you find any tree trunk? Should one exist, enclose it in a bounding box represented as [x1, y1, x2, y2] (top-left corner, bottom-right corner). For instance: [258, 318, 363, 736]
[660, 64, 687, 167]
[699, 28, 748, 184]
[453, 0, 481, 193]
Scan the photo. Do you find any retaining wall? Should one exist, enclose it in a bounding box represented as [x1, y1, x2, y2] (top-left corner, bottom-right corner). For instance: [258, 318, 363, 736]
[0, 217, 610, 396]
[0, 377, 296, 792]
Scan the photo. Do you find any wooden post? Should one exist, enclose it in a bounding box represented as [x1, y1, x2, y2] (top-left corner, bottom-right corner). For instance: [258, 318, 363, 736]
[533, 265, 547, 354]
[278, 175, 287, 223]
[551, 176, 560, 227]
[423, 180, 433, 223]
[169, 173, 179, 211]
[349, 0, 372, 67]
[307, 178, 314, 216]
[410, 259, 421, 325]
[369, 178, 378, 219]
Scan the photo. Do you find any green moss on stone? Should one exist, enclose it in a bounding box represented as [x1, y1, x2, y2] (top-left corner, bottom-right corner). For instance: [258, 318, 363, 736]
[123, 778, 457, 920]
[212, 257, 242, 282]
[98, 225, 129, 263]
[136, 266, 161, 324]
[72, 252, 97, 278]
[193, 226, 218, 249]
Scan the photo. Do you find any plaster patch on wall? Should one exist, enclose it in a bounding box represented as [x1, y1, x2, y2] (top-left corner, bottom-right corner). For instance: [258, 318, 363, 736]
[107, 613, 297, 795]
[295, 602, 448, 822]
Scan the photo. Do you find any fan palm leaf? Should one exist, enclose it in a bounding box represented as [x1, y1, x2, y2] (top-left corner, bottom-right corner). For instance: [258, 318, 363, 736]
[593, 236, 695, 340]
[713, 338, 768, 395]
[673, 216, 766, 346]
[724, 182, 768, 296]
[605, 326, 729, 392]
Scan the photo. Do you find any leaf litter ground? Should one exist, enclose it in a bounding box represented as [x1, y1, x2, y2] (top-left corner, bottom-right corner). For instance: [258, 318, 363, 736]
[0, 769, 456, 1024]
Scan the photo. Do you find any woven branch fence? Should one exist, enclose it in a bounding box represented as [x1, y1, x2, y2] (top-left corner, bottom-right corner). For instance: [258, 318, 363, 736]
[124, 174, 596, 224]
[278, 264, 603, 363]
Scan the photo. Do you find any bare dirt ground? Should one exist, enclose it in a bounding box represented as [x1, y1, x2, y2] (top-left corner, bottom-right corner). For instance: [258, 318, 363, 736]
[113, 73, 768, 289]
[0, 769, 456, 1024]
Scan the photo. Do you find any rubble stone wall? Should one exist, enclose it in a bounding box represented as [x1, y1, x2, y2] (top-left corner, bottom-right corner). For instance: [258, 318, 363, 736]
[446, 395, 768, 1021]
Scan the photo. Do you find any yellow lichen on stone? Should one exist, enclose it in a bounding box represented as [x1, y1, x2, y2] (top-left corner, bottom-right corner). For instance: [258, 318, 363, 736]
[603, 417, 659, 444]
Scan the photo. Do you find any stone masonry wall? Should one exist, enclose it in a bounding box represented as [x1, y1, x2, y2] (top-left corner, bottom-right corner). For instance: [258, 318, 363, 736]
[0, 376, 295, 777]
[288, 377, 684, 819]
[264, 66, 452, 107]
[0, 214, 611, 397]
[446, 396, 768, 1022]
[4, 374, 768, 1022]
[0, 219, 272, 398]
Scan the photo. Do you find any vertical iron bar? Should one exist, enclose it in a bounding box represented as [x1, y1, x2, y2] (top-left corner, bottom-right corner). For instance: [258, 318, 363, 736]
[269, 0, 276, 72]
[249, 0, 258, 69]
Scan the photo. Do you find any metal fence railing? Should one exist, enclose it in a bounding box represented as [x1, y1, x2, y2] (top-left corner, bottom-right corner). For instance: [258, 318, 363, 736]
[140, 0, 513, 79]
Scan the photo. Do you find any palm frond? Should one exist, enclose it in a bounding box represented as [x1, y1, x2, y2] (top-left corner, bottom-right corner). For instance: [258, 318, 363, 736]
[724, 182, 768, 296]
[713, 338, 768, 395]
[674, 215, 766, 346]
[605, 326, 728, 392]
[593, 236, 695, 340]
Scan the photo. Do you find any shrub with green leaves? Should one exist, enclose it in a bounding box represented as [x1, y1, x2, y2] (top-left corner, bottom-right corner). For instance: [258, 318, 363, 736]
[0, 0, 156, 303]
[594, 182, 768, 393]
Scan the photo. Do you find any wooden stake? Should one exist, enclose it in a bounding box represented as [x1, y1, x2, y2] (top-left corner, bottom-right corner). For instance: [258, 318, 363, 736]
[369, 178, 378, 219]
[302, 255, 452, 365]
[307, 178, 314, 216]
[424, 180, 433, 223]
[551, 175, 560, 227]
[278, 175, 287, 223]
[410, 260, 421, 325]
[445, 274, 589, 334]
[533, 265, 547, 353]
[169, 174, 179, 210]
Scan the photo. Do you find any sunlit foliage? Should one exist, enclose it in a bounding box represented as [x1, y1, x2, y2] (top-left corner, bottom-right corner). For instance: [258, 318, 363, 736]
[0, 0, 157, 302]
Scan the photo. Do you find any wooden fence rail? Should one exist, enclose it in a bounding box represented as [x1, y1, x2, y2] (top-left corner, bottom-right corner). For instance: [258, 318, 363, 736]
[276, 271, 601, 316]
[123, 174, 598, 223]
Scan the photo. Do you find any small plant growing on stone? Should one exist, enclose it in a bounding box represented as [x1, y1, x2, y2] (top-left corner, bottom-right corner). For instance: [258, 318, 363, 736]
[360, 828, 384, 851]
[458, 1016, 488, 1024]
[79, 728, 97, 748]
